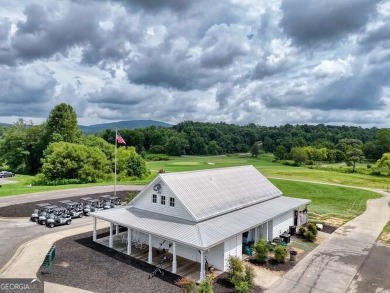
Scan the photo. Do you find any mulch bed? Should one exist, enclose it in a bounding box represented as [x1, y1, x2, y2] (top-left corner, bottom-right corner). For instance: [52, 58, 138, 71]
[321, 223, 338, 234]
[0, 190, 137, 217]
[39, 230, 181, 293]
[249, 258, 295, 272]
[39, 231, 262, 293]
[214, 274, 264, 293]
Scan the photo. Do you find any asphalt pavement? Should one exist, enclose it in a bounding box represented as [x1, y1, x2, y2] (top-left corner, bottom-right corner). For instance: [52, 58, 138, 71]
[0, 185, 143, 270]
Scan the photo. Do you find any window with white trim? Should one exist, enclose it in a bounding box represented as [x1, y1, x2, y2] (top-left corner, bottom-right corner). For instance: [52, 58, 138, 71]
[161, 195, 166, 205]
[152, 194, 157, 203]
[169, 197, 175, 207]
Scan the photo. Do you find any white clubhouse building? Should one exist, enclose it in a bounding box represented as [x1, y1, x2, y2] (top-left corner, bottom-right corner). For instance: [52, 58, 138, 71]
[91, 165, 310, 280]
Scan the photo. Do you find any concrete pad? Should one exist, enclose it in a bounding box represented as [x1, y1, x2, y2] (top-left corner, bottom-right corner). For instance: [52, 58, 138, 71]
[44, 282, 94, 293]
[248, 263, 280, 289]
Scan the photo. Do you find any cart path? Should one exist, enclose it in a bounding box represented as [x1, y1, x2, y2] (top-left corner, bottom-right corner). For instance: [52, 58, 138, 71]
[267, 188, 390, 293]
[0, 184, 143, 208]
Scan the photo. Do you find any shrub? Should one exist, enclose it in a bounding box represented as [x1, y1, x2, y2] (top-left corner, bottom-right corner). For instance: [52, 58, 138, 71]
[235, 280, 250, 293]
[197, 275, 213, 293]
[225, 256, 255, 289]
[274, 245, 287, 263]
[298, 226, 307, 236]
[307, 223, 318, 236]
[304, 231, 316, 242]
[253, 238, 268, 263]
[175, 277, 197, 293]
[244, 264, 255, 288]
[226, 256, 244, 285]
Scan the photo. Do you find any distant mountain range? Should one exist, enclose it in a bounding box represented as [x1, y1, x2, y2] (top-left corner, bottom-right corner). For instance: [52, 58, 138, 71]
[80, 120, 172, 134]
[0, 120, 172, 134]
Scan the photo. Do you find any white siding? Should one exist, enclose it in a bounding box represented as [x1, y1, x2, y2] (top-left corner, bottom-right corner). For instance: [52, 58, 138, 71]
[268, 220, 273, 240]
[176, 244, 199, 262]
[207, 243, 224, 270]
[272, 211, 294, 238]
[257, 223, 268, 241]
[132, 181, 194, 221]
[223, 234, 242, 271]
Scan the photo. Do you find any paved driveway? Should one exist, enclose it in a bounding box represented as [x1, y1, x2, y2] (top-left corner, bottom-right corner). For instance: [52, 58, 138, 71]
[267, 190, 390, 293]
[347, 243, 390, 292]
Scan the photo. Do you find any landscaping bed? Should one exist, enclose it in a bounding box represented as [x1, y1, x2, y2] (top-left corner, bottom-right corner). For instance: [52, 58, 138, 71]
[39, 231, 263, 293]
[0, 190, 135, 217]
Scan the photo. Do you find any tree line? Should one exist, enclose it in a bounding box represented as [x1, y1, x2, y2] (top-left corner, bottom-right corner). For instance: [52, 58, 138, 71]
[98, 121, 390, 162]
[1, 104, 390, 179]
[0, 104, 149, 184]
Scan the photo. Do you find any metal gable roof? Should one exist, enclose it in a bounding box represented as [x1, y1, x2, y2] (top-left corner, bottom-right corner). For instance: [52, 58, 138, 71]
[92, 196, 310, 250]
[159, 165, 283, 222]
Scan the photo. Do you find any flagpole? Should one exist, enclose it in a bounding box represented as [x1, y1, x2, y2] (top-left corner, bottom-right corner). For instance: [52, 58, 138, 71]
[114, 128, 117, 196]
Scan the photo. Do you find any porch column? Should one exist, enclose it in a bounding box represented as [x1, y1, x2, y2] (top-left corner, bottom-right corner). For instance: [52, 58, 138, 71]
[148, 234, 153, 264]
[266, 221, 269, 241]
[115, 224, 119, 235]
[254, 226, 258, 242]
[109, 222, 113, 248]
[93, 217, 97, 241]
[199, 250, 205, 281]
[172, 242, 177, 274]
[127, 228, 132, 255]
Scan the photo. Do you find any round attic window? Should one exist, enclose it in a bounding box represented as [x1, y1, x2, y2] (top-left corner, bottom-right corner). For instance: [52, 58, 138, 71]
[153, 183, 161, 191]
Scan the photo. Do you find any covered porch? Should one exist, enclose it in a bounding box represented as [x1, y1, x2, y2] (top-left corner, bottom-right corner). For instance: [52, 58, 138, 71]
[92, 218, 221, 281]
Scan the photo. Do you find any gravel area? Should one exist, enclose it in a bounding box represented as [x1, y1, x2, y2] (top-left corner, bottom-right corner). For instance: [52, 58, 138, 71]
[0, 191, 137, 217]
[38, 231, 262, 293]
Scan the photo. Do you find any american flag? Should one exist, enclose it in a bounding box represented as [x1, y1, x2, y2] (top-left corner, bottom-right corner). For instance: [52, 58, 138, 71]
[116, 132, 126, 145]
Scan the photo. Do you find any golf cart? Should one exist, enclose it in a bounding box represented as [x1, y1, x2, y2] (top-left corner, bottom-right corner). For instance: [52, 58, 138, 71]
[100, 195, 121, 209]
[46, 207, 72, 228]
[80, 197, 103, 216]
[38, 205, 58, 225]
[31, 203, 52, 222]
[58, 200, 84, 218]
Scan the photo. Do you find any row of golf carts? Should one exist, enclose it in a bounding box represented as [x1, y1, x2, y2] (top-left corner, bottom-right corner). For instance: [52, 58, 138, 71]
[30, 195, 121, 228]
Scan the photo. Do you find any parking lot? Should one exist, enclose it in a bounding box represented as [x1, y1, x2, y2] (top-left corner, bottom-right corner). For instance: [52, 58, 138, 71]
[0, 186, 141, 270]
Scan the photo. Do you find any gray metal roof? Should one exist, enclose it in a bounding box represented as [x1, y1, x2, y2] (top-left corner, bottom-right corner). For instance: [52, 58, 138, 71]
[158, 165, 283, 222]
[92, 196, 310, 250]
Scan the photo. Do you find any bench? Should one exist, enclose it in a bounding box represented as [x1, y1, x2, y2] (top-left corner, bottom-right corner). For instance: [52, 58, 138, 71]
[41, 245, 56, 274]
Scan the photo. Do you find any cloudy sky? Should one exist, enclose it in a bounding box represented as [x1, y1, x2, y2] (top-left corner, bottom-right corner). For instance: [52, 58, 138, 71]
[0, 0, 389, 127]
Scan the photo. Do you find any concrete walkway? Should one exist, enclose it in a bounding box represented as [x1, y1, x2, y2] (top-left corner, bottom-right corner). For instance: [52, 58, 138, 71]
[0, 221, 109, 278]
[44, 282, 94, 293]
[267, 190, 390, 293]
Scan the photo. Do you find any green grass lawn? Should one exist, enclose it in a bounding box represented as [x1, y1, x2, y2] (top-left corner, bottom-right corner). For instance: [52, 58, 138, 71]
[379, 221, 390, 245]
[0, 155, 381, 226]
[0, 174, 145, 197]
[147, 154, 390, 190]
[271, 179, 380, 225]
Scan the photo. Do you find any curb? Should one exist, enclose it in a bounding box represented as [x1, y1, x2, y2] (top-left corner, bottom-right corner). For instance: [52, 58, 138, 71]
[0, 216, 29, 222]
